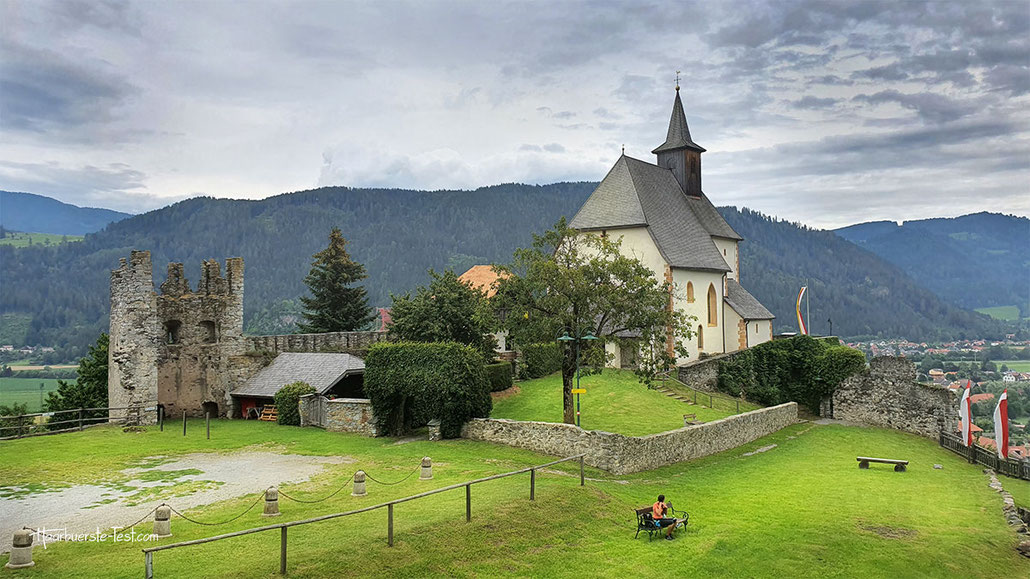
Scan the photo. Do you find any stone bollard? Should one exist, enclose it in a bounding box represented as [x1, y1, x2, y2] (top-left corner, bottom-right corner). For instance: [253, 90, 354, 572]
[420, 457, 433, 480]
[153, 505, 172, 538]
[5, 529, 34, 569]
[262, 487, 280, 517]
[352, 471, 367, 497]
[427, 419, 442, 441]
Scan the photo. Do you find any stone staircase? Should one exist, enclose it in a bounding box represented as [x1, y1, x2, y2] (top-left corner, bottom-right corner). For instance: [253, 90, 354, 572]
[655, 384, 696, 405]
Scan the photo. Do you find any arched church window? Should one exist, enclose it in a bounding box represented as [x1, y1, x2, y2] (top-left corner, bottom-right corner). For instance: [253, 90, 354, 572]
[697, 325, 704, 351]
[686, 282, 694, 303]
[707, 284, 718, 326]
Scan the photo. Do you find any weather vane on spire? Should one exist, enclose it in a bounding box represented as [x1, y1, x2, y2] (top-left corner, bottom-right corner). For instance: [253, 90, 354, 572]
[675, 70, 681, 91]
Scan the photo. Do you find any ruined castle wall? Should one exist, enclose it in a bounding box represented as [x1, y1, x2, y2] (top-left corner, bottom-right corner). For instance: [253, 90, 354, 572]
[155, 258, 246, 418]
[828, 356, 954, 438]
[108, 251, 161, 424]
[246, 331, 387, 355]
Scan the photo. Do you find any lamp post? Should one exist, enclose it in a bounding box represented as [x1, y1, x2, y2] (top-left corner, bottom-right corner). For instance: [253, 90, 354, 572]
[557, 329, 598, 427]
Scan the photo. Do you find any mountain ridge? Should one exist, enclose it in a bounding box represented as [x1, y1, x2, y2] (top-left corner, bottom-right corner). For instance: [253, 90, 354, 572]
[0, 191, 132, 236]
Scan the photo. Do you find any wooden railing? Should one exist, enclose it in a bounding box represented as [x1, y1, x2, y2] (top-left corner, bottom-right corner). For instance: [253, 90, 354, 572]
[939, 431, 1030, 480]
[142, 454, 586, 578]
[0, 406, 157, 440]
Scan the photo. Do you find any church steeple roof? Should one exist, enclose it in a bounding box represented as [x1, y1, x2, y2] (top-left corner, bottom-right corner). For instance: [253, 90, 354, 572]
[651, 89, 706, 154]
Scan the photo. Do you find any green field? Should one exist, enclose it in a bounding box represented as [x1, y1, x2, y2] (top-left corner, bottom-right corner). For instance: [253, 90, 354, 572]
[0, 377, 67, 412]
[0, 231, 83, 247]
[974, 305, 1024, 321]
[996, 360, 1030, 372]
[491, 370, 739, 435]
[1, 418, 1027, 577]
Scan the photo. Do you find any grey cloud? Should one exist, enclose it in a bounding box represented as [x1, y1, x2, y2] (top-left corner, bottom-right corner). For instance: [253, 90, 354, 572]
[852, 90, 983, 123]
[0, 160, 171, 213]
[0, 41, 136, 134]
[791, 96, 838, 110]
[853, 64, 909, 82]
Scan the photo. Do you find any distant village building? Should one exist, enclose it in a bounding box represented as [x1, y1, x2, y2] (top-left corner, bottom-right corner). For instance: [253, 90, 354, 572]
[457, 265, 512, 354]
[569, 87, 774, 364]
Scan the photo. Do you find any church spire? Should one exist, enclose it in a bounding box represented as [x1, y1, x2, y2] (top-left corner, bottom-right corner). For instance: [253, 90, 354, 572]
[653, 87, 705, 197]
[652, 89, 705, 155]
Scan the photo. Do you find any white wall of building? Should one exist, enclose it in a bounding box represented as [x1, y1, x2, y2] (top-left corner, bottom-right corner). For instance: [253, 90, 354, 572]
[672, 269, 725, 363]
[712, 238, 739, 280]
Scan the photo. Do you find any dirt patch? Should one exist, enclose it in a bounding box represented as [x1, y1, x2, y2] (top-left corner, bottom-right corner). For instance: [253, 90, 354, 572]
[491, 385, 522, 400]
[858, 522, 918, 539]
[0, 450, 354, 553]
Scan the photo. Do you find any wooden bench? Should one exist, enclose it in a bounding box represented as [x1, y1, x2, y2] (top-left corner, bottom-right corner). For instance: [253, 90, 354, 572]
[258, 405, 278, 422]
[634, 502, 689, 541]
[857, 456, 908, 472]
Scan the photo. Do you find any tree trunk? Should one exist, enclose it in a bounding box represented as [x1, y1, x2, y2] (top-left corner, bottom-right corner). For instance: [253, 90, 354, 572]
[562, 348, 576, 424]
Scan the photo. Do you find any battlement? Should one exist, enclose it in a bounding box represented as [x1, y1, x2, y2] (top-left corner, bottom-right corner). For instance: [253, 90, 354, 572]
[159, 257, 244, 298]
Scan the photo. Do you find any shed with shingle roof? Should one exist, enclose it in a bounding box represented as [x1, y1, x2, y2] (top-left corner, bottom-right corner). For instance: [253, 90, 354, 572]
[231, 353, 366, 418]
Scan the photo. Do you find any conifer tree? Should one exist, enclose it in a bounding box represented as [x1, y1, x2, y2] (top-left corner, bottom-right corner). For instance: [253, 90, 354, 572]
[298, 228, 374, 332]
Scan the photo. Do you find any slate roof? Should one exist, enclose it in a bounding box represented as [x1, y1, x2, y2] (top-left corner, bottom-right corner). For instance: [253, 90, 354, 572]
[725, 279, 775, 320]
[231, 353, 364, 398]
[652, 90, 706, 154]
[569, 155, 740, 272]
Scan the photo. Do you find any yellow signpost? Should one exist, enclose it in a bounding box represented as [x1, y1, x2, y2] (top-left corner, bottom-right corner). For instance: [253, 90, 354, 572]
[571, 389, 586, 394]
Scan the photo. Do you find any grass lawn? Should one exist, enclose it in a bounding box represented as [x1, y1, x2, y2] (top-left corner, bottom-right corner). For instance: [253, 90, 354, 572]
[1, 420, 1028, 577]
[491, 370, 738, 435]
[974, 305, 1023, 321]
[0, 378, 66, 413]
[996, 360, 1030, 373]
[0, 232, 83, 248]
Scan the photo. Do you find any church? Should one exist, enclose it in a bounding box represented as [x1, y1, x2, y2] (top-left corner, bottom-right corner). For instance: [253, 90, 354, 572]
[569, 87, 774, 365]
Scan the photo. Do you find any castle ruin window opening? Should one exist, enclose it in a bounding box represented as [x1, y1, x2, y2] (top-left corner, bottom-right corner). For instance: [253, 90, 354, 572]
[164, 320, 182, 345]
[200, 320, 218, 343]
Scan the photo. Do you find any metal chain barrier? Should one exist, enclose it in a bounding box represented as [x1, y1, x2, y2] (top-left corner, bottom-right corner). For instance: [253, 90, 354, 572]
[165, 492, 264, 526]
[277, 477, 354, 504]
[363, 464, 421, 486]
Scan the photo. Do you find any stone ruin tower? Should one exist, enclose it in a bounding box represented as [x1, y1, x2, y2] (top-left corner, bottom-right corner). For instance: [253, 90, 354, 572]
[108, 250, 245, 421]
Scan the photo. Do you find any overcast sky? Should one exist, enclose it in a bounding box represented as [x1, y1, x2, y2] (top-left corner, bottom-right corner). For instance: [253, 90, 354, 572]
[1, 0, 1028, 228]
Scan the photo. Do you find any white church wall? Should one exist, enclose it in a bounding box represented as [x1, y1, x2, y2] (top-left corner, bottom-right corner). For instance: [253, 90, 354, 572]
[750, 320, 773, 346]
[672, 269, 725, 363]
[724, 307, 743, 353]
[712, 238, 739, 280]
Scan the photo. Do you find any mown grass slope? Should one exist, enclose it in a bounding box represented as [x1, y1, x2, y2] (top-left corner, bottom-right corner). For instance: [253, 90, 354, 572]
[2, 418, 1028, 577]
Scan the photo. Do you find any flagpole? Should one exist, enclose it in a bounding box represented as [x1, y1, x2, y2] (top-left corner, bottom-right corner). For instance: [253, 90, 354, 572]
[806, 278, 810, 336]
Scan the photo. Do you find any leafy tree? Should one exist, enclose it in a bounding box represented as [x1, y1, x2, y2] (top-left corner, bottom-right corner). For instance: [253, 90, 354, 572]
[44, 333, 108, 418]
[389, 269, 494, 357]
[298, 228, 374, 333]
[274, 381, 316, 426]
[496, 218, 693, 424]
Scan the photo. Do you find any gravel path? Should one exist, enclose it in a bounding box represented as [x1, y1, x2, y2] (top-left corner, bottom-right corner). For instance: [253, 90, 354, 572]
[0, 451, 353, 553]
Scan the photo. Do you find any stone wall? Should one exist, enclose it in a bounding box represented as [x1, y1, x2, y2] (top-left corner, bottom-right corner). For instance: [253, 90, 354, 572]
[827, 356, 954, 438]
[299, 395, 377, 436]
[246, 331, 386, 355]
[108, 251, 161, 424]
[676, 350, 747, 392]
[461, 402, 797, 474]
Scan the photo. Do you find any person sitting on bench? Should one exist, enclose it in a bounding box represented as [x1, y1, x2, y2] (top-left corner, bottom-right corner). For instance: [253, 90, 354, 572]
[652, 494, 685, 541]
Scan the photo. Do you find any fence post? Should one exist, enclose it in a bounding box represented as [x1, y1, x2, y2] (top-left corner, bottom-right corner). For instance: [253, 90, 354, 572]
[579, 456, 584, 486]
[145, 551, 153, 579]
[387, 504, 394, 547]
[693, 391, 696, 404]
[709, 394, 712, 408]
[530, 468, 535, 501]
[159, 406, 163, 431]
[280, 527, 287, 574]
[736, 400, 740, 413]
[206, 411, 210, 440]
[465, 484, 471, 522]
[183, 411, 187, 436]
[78, 408, 83, 431]
[16, 415, 23, 438]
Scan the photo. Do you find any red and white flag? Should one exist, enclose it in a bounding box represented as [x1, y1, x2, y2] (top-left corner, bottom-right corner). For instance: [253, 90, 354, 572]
[994, 390, 1009, 459]
[958, 381, 972, 447]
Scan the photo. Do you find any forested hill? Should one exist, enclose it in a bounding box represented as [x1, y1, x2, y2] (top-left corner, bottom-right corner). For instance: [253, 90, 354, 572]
[0, 185, 1009, 357]
[0, 183, 595, 354]
[835, 212, 1030, 318]
[0, 191, 131, 235]
[723, 208, 1007, 341]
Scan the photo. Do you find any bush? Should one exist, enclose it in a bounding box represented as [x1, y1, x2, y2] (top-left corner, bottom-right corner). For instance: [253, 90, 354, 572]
[364, 342, 491, 438]
[522, 342, 562, 379]
[274, 381, 316, 426]
[485, 361, 513, 392]
[716, 335, 866, 412]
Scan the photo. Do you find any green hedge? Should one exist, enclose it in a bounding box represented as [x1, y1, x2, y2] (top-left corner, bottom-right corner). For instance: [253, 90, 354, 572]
[274, 381, 316, 426]
[521, 342, 563, 379]
[364, 342, 491, 438]
[485, 361, 513, 392]
[716, 335, 866, 412]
